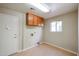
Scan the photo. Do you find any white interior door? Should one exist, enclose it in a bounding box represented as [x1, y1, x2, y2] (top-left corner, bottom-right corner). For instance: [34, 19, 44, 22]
[0, 13, 19, 56]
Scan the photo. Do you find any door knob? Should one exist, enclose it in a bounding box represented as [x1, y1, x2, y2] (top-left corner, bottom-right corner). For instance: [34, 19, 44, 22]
[14, 37, 16, 38]
[14, 34, 16, 35]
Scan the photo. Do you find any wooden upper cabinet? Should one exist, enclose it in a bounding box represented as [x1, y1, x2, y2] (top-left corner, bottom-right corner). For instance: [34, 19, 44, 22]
[26, 12, 44, 26]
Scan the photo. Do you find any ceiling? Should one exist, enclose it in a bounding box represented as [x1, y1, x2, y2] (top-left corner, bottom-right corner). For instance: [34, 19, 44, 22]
[0, 3, 78, 19]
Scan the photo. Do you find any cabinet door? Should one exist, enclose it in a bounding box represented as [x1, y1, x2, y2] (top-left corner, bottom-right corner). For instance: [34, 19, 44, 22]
[28, 13, 34, 25]
[37, 16, 41, 26]
[40, 18, 44, 26]
[33, 15, 38, 25]
[37, 17, 44, 26]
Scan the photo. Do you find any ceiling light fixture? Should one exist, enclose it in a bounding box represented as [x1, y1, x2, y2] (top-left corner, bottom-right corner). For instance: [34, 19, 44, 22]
[29, 3, 49, 13]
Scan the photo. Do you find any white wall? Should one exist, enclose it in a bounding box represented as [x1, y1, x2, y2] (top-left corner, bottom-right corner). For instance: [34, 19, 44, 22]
[44, 11, 78, 52]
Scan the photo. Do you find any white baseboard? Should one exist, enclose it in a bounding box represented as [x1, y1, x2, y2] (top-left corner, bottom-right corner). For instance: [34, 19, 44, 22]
[16, 44, 38, 53]
[13, 42, 77, 55]
[41, 42, 77, 55]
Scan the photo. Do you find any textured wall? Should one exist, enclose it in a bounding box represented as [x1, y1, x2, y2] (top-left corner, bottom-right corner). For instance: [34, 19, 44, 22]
[44, 11, 78, 52]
